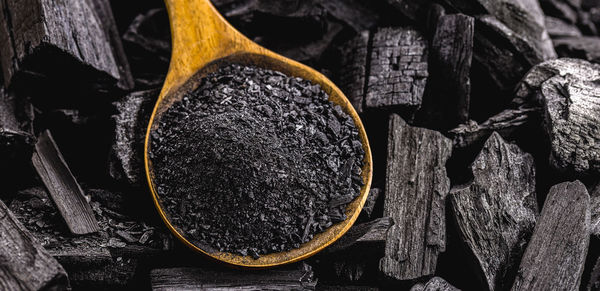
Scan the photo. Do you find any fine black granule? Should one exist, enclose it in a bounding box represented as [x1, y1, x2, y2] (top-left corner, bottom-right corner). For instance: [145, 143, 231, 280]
[149, 64, 364, 258]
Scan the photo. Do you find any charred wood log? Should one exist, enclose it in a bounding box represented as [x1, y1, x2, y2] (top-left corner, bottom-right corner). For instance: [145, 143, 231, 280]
[538, 59, 600, 175]
[0, 199, 68, 290]
[450, 132, 537, 291]
[31, 130, 100, 234]
[511, 181, 590, 291]
[326, 217, 392, 253]
[379, 114, 452, 280]
[366, 27, 428, 117]
[150, 265, 316, 290]
[0, 0, 129, 89]
[419, 13, 474, 129]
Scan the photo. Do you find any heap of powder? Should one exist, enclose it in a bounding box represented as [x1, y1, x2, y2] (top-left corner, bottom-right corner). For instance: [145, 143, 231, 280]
[149, 64, 364, 258]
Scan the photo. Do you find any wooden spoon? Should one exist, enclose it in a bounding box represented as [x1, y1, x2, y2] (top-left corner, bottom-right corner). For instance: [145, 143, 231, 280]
[144, 0, 373, 267]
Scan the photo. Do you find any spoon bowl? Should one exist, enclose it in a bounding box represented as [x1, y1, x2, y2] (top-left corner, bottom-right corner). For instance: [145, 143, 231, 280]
[144, 0, 373, 267]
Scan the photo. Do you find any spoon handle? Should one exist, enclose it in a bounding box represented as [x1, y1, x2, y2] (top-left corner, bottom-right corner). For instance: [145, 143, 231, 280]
[162, 0, 259, 97]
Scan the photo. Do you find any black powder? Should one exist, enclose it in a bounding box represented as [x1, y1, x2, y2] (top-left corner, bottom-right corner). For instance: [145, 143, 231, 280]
[149, 64, 364, 258]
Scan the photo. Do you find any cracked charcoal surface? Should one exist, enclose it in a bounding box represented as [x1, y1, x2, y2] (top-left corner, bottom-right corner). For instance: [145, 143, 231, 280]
[149, 64, 364, 257]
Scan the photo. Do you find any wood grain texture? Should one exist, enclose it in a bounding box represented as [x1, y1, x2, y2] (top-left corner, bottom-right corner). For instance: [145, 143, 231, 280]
[420, 13, 474, 129]
[450, 132, 537, 291]
[337, 30, 370, 113]
[365, 27, 428, 113]
[150, 266, 316, 290]
[0, 199, 68, 290]
[0, 0, 121, 88]
[146, 0, 373, 267]
[410, 277, 460, 291]
[31, 130, 99, 235]
[539, 60, 600, 174]
[553, 36, 600, 64]
[379, 114, 452, 280]
[545, 16, 582, 37]
[511, 180, 590, 291]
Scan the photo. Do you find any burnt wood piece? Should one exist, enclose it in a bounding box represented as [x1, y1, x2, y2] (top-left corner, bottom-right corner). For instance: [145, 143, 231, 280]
[326, 217, 393, 253]
[587, 254, 600, 291]
[450, 132, 537, 291]
[379, 114, 452, 280]
[150, 265, 316, 290]
[109, 89, 160, 186]
[318, 286, 378, 291]
[316, 0, 379, 32]
[31, 130, 100, 234]
[337, 31, 370, 113]
[446, 0, 556, 60]
[0, 0, 122, 88]
[366, 27, 428, 115]
[448, 107, 538, 149]
[553, 36, 600, 63]
[361, 187, 380, 218]
[545, 16, 583, 37]
[511, 181, 590, 291]
[88, 0, 134, 90]
[0, 199, 68, 290]
[514, 58, 600, 106]
[410, 277, 460, 291]
[426, 3, 446, 37]
[420, 13, 474, 129]
[538, 59, 600, 174]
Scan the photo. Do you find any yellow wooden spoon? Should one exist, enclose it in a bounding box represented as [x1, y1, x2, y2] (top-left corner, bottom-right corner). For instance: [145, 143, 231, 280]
[144, 0, 373, 267]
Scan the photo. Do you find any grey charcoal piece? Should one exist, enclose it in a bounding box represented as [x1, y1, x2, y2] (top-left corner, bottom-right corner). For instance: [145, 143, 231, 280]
[366, 27, 428, 113]
[410, 277, 461, 291]
[450, 132, 537, 291]
[511, 181, 590, 291]
[379, 114, 452, 280]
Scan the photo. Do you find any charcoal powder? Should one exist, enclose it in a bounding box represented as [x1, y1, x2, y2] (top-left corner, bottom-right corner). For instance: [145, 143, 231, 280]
[149, 64, 365, 257]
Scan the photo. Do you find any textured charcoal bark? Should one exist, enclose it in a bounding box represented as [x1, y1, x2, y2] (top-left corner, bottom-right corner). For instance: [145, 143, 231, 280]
[366, 27, 428, 114]
[420, 13, 474, 129]
[588, 253, 600, 291]
[0, 0, 123, 89]
[410, 277, 460, 291]
[553, 36, 600, 63]
[592, 195, 600, 237]
[379, 114, 452, 280]
[109, 89, 159, 186]
[539, 60, 600, 174]
[31, 130, 100, 235]
[448, 107, 538, 149]
[0, 199, 68, 290]
[446, 0, 556, 60]
[514, 58, 600, 105]
[545, 16, 583, 37]
[450, 132, 537, 291]
[336, 31, 370, 113]
[511, 181, 590, 291]
[150, 265, 316, 290]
